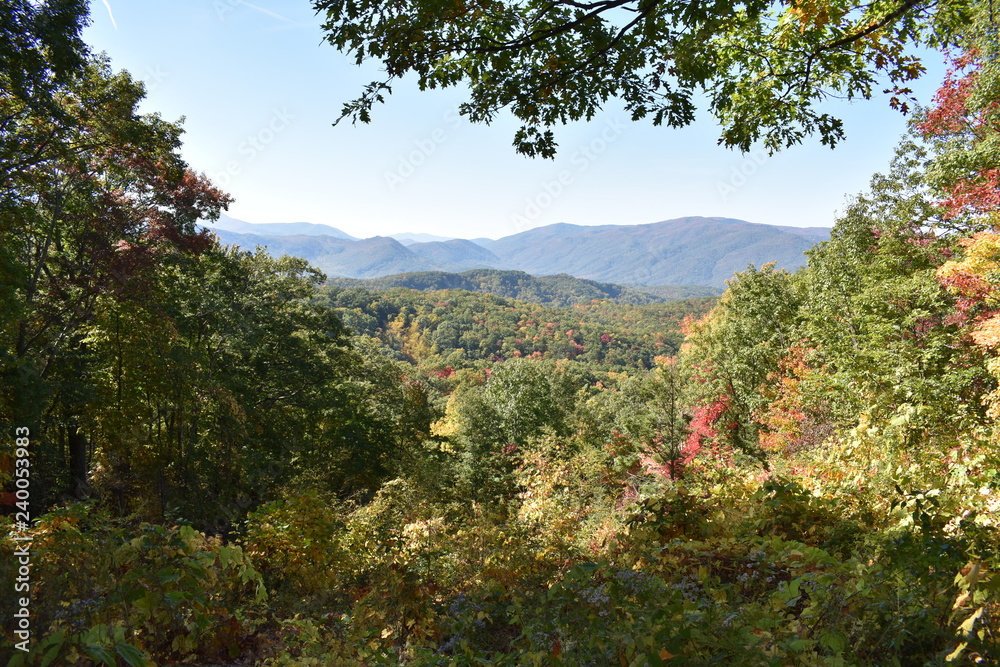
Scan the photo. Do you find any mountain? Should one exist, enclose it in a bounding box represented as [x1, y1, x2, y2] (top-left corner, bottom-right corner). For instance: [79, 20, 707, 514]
[406, 239, 502, 269]
[629, 284, 724, 300]
[483, 217, 825, 286]
[208, 216, 829, 288]
[209, 230, 438, 278]
[205, 213, 357, 240]
[390, 232, 455, 245]
[772, 225, 831, 241]
[327, 269, 695, 307]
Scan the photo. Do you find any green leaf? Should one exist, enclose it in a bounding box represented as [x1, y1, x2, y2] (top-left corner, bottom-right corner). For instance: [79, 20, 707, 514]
[38, 633, 66, 667]
[114, 643, 148, 667]
[788, 638, 812, 651]
[157, 567, 181, 584]
[165, 590, 188, 605]
[820, 632, 847, 653]
[85, 645, 117, 666]
[218, 545, 235, 568]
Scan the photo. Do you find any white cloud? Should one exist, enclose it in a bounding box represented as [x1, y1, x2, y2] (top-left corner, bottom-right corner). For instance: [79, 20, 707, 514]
[102, 0, 118, 29]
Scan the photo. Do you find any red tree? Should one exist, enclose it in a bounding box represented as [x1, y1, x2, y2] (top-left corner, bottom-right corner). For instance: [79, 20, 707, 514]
[917, 50, 1000, 221]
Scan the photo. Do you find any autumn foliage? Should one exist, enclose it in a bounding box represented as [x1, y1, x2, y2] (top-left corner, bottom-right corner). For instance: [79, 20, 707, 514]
[5, 2, 1000, 665]
[917, 50, 1000, 220]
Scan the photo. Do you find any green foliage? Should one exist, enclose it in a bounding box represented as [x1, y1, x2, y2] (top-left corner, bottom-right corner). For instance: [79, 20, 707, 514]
[682, 262, 802, 464]
[73, 244, 422, 527]
[322, 284, 712, 371]
[800, 140, 988, 437]
[1, 503, 265, 665]
[0, 0, 90, 179]
[0, 53, 230, 510]
[587, 358, 688, 479]
[314, 0, 970, 154]
[447, 359, 578, 501]
[506, 561, 698, 665]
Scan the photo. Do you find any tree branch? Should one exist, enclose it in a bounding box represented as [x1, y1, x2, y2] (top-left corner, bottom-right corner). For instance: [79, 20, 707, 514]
[813, 0, 928, 56]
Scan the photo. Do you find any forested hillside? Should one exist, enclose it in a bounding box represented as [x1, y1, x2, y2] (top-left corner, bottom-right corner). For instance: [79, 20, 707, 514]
[327, 269, 720, 307]
[322, 285, 714, 370]
[3, 1, 1000, 666]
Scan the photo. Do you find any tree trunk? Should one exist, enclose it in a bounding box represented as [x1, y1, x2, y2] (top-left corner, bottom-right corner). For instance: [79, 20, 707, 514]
[68, 421, 89, 498]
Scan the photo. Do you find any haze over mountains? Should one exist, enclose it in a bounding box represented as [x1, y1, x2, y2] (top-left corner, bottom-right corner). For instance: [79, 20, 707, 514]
[203, 215, 829, 288]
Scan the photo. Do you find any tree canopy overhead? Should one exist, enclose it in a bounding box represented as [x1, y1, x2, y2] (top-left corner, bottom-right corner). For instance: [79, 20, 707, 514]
[314, 0, 974, 157]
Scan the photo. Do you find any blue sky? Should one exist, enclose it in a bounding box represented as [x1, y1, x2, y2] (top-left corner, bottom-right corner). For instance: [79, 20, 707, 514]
[83, 1, 948, 240]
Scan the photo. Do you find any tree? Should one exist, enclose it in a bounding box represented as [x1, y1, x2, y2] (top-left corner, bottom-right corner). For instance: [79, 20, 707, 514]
[0, 0, 91, 414]
[798, 139, 989, 443]
[314, 0, 970, 156]
[79, 244, 423, 526]
[937, 232, 1000, 430]
[916, 4, 999, 227]
[595, 356, 689, 477]
[0, 0, 90, 182]
[0, 55, 230, 506]
[681, 263, 802, 466]
[452, 358, 576, 499]
[921, 5, 1000, 433]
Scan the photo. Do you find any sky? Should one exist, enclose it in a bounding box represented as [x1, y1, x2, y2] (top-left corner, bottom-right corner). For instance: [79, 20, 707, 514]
[82, 1, 949, 240]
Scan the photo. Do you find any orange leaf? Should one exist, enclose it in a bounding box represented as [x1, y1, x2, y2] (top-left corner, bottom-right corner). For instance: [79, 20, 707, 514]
[972, 313, 1000, 347]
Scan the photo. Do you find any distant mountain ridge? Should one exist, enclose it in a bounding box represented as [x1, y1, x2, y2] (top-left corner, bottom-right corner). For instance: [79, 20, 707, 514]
[480, 217, 823, 286]
[391, 232, 457, 245]
[209, 230, 441, 277]
[204, 216, 829, 288]
[407, 239, 502, 269]
[207, 213, 357, 240]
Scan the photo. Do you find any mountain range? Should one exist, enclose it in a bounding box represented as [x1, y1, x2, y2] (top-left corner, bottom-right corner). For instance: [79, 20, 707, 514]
[202, 215, 829, 288]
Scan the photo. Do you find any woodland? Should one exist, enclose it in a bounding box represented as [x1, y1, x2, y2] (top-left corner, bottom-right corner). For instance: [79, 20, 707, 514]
[2, 0, 1000, 664]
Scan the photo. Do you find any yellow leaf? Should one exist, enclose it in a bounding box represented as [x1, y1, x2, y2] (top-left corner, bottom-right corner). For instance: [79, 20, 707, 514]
[945, 641, 968, 662]
[958, 607, 984, 636]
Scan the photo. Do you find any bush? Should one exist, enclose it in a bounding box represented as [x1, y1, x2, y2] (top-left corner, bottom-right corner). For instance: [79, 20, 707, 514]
[3, 503, 265, 665]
